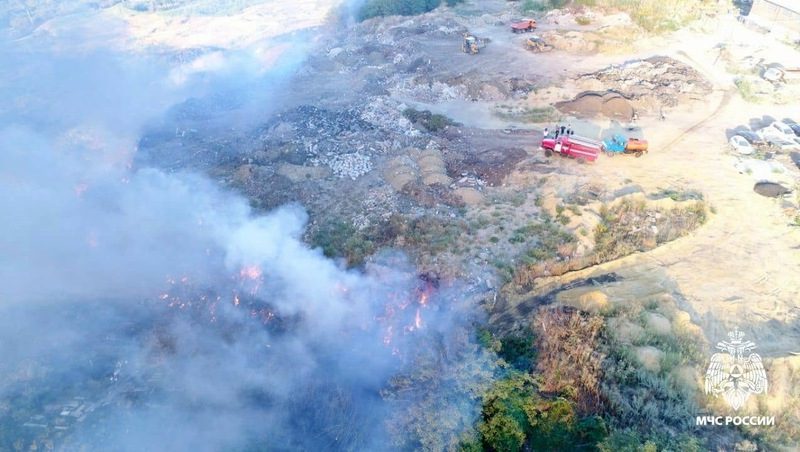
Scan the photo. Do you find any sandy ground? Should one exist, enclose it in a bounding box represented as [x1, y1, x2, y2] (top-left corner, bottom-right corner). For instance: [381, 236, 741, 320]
[487, 14, 800, 356]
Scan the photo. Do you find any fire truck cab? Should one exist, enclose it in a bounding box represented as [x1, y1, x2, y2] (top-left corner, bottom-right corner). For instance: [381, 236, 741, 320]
[540, 134, 602, 163]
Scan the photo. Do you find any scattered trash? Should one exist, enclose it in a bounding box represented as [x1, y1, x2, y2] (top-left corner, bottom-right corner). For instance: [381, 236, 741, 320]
[729, 135, 755, 155]
[762, 67, 785, 84]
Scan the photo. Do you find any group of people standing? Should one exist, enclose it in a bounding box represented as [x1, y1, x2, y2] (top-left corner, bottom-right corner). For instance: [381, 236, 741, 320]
[543, 124, 574, 139]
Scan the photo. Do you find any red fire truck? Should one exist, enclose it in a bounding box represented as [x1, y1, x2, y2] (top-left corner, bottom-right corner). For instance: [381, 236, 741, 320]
[540, 133, 602, 163]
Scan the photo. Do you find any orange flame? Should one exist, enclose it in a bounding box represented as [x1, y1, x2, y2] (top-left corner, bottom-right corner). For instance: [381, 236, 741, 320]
[418, 292, 429, 306]
[239, 265, 263, 280]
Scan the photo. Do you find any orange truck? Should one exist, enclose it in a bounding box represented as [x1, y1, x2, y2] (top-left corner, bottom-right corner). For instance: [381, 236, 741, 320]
[602, 134, 649, 157]
[511, 19, 537, 33]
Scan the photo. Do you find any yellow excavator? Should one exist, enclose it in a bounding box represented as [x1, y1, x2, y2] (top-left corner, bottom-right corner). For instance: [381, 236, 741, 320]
[462, 33, 486, 55]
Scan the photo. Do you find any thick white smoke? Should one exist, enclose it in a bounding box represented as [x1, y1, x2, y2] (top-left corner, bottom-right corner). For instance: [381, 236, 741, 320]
[0, 4, 494, 451]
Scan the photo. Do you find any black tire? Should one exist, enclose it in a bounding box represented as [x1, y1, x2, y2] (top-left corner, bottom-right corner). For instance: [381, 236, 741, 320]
[545, 150, 553, 157]
[606, 151, 615, 157]
[577, 157, 586, 164]
[635, 151, 643, 158]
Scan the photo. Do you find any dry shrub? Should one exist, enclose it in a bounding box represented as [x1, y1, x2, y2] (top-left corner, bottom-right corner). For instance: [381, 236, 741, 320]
[508, 199, 705, 292]
[753, 356, 800, 447]
[575, 290, 610, 314]
[511, 254, 596, 290]
[533, 307, 605, 413]
[577, 0, 713, 32]
[594, 199, 706, 262]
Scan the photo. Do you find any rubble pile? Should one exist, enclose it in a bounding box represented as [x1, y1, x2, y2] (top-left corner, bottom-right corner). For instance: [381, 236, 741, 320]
[583, 57, 712, 107]
[391, 78, 468, 103]
[323, 152, 374, 180]
[351, 13, 465, 50]
[393, 73, 535, 103]
[543, 9, 578, 25]
[273, 106, 373, 140]
[262, 105, 388, 178]
[360, 97, 420, 138]
[540, 30, 599, 54]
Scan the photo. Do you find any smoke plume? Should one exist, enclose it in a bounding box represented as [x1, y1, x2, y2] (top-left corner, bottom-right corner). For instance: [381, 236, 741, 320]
[0, 3, 493, 451]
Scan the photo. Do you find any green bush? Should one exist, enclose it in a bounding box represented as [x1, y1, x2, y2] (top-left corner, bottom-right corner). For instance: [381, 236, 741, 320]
[471, 372, 608, 452]
[359, 0, 464, 20]
[735, 78, 761, 103]
[477, 373, 537, 452]
[499, 333, 537, 371]
[599, 429, 703, 452]
[311, 219, 375, 266]
[403, 108, 459, 132]
[524, 0, 569, 11]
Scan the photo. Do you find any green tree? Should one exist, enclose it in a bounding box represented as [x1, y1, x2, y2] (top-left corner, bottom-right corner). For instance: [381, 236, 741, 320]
[358, 0, 464, 20]
[478, 372, 536, 452]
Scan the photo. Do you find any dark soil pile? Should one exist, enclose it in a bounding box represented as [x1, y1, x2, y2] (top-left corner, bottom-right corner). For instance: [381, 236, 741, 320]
[754, 182, 791, 197]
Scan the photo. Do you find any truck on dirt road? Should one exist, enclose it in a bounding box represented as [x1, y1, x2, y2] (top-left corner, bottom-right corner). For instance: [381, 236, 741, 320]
[510, 19, 536, 33]
[541, 134, 602, 163]
[602, 134, 649, 157]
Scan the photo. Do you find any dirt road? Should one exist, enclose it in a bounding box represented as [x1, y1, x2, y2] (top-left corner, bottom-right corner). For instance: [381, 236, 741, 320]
[502, 16, 800, 355]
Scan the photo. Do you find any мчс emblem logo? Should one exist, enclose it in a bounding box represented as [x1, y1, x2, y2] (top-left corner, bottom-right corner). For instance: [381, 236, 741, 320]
[704, 329, 768, 410]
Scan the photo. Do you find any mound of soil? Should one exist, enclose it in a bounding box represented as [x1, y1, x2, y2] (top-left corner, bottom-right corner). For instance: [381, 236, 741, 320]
[555, 90, 634, 120]
[754, 182, 791, 198]
[573, 57, 711, 116]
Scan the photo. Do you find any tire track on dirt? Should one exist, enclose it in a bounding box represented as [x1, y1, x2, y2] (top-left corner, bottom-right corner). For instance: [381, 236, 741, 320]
[661, 87, 735, 153]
